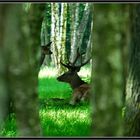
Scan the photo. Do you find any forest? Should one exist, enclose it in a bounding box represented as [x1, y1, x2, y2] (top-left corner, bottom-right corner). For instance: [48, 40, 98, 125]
[0, 3, 140, 137]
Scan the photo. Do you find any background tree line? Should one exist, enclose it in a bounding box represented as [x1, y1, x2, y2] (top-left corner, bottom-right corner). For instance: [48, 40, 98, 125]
[41, 3, 92, 74]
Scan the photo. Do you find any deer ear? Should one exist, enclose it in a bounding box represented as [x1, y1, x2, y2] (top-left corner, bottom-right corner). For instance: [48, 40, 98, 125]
[46, 41, 52, 47]
[41, 45, 49, 51]
[73, 67, 80, 72]
[41, 45, 52, 54]
[41, 41, 52, 49]
[76, 67, 80, 72]
[41, 45, 45, 48]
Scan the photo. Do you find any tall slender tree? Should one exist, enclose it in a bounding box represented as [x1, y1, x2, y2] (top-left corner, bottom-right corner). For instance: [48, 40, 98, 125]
[85, 15, 93, 61]
[51, 3, 59, 68]
[50, 3, 68, 74]
[70, 3, 79, 62]
[58, 3, 67, 74]
[70, 3, 91, 65]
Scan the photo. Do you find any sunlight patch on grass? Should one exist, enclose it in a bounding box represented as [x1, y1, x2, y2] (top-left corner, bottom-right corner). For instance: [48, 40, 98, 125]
[39, 67, 58, 78]
[39, 105, 91, 136]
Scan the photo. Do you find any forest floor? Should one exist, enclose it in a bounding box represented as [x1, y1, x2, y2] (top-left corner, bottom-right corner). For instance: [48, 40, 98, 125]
[1, 66, 91, 137]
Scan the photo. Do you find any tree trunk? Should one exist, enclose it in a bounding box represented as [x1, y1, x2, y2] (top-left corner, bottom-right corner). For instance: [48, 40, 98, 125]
[51, 3, 59, 68]
[0, 4, 45, 136]
[58, 3, 67, 74]
[70, 3, 79, 62]
[0, 5, 11, 130]
[70, 3, 90, 65]
[91, 4, 126, 136]
[119, 5, 130, 104]
[124, 4, 140, 136]
[28, 4, 46, 68]
[77, 3, 91, 52]
[85, 19, 93, 61]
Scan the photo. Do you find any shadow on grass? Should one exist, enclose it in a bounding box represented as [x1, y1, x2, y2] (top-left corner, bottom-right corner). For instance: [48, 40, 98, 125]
[39, 97, 89, 109]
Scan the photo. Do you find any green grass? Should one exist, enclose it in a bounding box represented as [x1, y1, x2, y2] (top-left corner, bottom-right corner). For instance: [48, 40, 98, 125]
[1, 66, 92, 137]
[38, 77, 71, 100]
[40, 103, 91, 136]
[0, 114, 17, 137]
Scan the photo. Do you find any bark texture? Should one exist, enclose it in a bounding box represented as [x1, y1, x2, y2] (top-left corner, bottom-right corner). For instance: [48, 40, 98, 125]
[124, 4, 140, 136]
[0, 4, 44, 136]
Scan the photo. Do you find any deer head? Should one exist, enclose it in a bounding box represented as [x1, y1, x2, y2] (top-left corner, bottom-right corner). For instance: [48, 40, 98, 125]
[40, 41, 52, 66]
[57, 48, 91, 89]
[41, 41, 52, 55]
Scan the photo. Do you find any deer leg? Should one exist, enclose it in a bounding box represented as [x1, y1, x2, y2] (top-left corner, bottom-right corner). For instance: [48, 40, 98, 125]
[69, 95, 77, 105]
[81, 91, 89, 102]
[69, 90, 82, 105]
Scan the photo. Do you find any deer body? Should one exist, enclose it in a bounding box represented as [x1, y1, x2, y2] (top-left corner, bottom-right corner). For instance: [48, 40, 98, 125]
[57, 72, 90, 105]
[57, 48, 91, 105]
[69, 83, 90, 105]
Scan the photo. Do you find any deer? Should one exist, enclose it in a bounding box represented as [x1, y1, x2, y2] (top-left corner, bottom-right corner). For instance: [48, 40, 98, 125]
[40, 41, 52, 67]
[57, 48, 91, 105]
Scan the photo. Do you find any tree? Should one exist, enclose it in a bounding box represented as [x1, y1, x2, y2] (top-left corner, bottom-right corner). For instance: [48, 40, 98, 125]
[0, 5, 10, 130]
[58, 3, 67, 73]
[50, 3, 68, 74]
[70, 3, 91, 65]
[51, 3, 60, 69]
[0, 4, 45, 136]
[70, 3, 79, 62]
[28, 4, 46, 68]
[91, 4, 128, 136]
[85, 10, 93, 61]
[124, 4, 140, 136]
